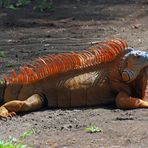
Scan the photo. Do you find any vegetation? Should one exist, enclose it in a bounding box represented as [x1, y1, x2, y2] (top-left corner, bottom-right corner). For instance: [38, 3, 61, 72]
[0, 0, 55, 12]
[0, 129, 35, 148]
[0, 51, 6, 58]
[16, 0, 31, 7]
[5, 63, 17, 68]
[85, 125, 102, 133]
[34, 0, 55, 12]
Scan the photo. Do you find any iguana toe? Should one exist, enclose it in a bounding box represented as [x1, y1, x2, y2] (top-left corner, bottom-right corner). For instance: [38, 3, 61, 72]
[0, 106, 16, 119]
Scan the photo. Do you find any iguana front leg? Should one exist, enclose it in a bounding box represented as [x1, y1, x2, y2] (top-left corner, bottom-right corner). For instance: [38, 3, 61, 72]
[0, 94, 44, 118]
[116, 91, 148, 109]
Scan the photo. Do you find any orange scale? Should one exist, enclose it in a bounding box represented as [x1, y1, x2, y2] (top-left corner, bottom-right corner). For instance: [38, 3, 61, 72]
[56, 55, 67, 72]
[71, 53, 81, 68]
[110, 40, 123, 51]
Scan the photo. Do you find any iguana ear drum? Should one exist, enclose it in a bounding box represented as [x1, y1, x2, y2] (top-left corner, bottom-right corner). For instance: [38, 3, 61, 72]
[122, 69, 135, 83]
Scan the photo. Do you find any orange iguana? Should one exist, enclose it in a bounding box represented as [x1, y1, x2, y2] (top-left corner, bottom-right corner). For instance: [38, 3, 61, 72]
[0, 38, 148, 118]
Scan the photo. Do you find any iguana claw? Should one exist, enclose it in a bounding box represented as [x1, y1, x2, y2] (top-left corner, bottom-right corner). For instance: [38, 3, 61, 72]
[0, 106, 16, 119]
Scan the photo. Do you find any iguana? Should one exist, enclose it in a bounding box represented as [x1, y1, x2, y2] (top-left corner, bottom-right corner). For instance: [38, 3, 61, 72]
[0, 38, 148, 118]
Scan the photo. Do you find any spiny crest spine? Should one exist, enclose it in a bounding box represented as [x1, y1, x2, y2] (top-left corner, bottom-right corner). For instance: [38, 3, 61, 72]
[4, 38, 128, 84]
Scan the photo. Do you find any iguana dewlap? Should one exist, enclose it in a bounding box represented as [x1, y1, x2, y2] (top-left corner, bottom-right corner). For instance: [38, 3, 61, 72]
[0, 38, 148, 118]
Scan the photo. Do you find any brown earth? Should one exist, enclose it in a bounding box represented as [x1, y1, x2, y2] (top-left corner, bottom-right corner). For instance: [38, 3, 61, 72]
[0, 0, 148, 147]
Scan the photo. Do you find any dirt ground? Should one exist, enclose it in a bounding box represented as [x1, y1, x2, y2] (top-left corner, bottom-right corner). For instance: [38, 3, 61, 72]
[0, 0, 148, 147]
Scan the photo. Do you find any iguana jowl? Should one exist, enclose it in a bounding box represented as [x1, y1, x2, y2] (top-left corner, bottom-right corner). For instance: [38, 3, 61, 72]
[0, 38, 148, 118]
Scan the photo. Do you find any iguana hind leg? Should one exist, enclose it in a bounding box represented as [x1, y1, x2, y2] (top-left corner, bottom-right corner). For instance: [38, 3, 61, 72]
[0, 94, 44, 118]
[116, 91, 148, 109]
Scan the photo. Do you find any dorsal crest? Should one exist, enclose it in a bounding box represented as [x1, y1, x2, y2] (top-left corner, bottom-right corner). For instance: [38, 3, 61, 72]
[4, 38, 128, 84]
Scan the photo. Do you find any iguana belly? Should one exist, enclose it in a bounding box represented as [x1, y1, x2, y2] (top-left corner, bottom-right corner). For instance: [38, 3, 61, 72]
[40, 71, 115, 108]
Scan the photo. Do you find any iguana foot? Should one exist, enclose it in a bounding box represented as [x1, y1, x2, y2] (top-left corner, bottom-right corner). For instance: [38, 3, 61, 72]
[0, 94, 44, 119]
[0, 106, 16, 119]
[116, 91, 148, 109]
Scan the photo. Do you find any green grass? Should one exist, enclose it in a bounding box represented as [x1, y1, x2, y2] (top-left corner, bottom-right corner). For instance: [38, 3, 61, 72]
[20, 130, 35, 139]
[34, 0, 55, 12]
[85, 125, 102, 133]
[0, 51, 6, 58]
[16, 0, 31, 7]
[0, 0, 55, 12]
[5, 63, 17, 68]
[0, 79, 5, 85]
[0, 0, 30, 9]
[0, 129, 35, 148]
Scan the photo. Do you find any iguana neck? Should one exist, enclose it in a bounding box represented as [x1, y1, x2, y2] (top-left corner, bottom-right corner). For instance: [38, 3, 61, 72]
[118, 48, 133, 72]
[117, 48, 138, 83]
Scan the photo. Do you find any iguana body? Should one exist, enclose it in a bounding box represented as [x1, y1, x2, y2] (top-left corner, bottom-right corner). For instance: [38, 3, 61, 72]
[0, 38, 148, 118]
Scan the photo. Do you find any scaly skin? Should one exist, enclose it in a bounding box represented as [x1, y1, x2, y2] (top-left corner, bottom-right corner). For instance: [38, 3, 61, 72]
[0, 39, 148, 118]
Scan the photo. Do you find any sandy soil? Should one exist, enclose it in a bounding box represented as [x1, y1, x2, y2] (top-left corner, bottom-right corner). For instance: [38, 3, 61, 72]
[0, 0, 148, 147]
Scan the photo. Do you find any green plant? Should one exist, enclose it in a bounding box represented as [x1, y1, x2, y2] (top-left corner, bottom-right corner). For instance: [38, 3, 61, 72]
[0, 51, 6, 58]
[20, 129, 35, 139]
[0, 79, 5, 85]
[85, 125, 102, 133]
[0, 129, 35, 148]
[0, 0, 10, 8]
[34, 0, 55, 12]
[0, 0, 55, 12]
[16, 0, 31, 7]
[5, 63, 17, 68]
[0, 140, 28, 148]
[0, 0, 16, 10]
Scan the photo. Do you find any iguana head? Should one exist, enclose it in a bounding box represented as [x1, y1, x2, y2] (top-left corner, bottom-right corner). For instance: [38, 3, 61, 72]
[0, 79, 5, 105]
[121, 48, 148, 83]
[121, 48, 148, 98]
